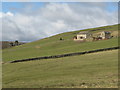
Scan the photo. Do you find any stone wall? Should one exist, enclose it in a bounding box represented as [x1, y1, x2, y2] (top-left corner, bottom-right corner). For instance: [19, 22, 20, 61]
[9, 46, 119, 63]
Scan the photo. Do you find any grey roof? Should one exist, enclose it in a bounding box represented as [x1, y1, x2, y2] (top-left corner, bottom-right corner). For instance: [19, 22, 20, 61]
[103, 31, 111, 34]
[78, 31, 89, 34]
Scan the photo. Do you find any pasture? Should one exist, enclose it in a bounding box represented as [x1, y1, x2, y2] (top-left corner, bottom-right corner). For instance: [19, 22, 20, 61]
[3, 50, 118, 88]
[2, 24, 118, 88]
[2, 24, 118, 62]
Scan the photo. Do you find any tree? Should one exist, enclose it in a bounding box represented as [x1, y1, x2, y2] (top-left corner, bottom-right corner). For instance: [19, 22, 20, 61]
[15, 40, 19, 46]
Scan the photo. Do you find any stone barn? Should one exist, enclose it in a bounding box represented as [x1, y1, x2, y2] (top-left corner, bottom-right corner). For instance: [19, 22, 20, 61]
[99, 31, 111, 39]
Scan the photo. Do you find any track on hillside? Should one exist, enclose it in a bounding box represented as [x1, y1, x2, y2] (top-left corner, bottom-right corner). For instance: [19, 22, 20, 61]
[9, 46, 119, 63]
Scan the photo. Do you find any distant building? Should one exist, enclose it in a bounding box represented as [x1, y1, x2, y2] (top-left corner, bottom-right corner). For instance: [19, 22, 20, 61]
[73, 36, 77, 41]
[73, 31, 111, 42]
[73, 31, 91, 41]
[92, 31, 111, 41]
[99, 31, 111, 39]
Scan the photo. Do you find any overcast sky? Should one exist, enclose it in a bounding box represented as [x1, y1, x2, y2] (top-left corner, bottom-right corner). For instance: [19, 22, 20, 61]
[1, 2, 118, 42]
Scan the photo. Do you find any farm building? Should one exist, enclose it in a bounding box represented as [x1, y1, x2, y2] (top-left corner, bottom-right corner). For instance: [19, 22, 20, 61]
[73, 31, 91, 41]
[99, 31, 111, 39]
[92, 31, 111, 41]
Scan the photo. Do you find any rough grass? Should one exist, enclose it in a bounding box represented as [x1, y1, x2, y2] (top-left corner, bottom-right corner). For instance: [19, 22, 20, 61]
[3, 37, 118, 62]
[2, 50, 118, 88]
[2, 24, 118, 88]
[2, 24, 118, 62]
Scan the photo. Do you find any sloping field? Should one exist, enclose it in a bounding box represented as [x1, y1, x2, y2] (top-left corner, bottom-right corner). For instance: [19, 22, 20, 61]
[2, 50, 118, 88]
[2, 24, 118, 62]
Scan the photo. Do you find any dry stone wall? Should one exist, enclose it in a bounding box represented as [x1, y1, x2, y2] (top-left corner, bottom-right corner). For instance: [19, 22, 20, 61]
[9, 46, 119, 63]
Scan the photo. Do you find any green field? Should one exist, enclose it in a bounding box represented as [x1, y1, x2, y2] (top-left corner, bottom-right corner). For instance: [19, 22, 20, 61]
[2, 24, 118, 62]
[3, 50, 118, 88]
[2, 24, 118, 88]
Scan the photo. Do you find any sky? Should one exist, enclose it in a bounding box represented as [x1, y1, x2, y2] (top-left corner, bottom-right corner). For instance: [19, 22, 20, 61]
[1, 2, 118, 42]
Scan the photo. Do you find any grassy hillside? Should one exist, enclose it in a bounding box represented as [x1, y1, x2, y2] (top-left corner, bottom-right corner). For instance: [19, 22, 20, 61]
[3, 50, 118, 88]
[2, 24, 118, 88]
[2, 24, 118, 62]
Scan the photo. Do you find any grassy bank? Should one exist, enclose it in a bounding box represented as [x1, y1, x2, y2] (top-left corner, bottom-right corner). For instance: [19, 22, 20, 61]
[3, 50, 118, 88]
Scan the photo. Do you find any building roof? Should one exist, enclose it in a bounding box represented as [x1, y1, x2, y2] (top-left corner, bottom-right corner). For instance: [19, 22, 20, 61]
[103, 31, 111, 34]
[78, 31, 89, 34]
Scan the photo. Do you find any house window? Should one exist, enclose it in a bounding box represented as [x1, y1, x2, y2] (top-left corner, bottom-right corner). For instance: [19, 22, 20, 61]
[80, 37, 84, 39]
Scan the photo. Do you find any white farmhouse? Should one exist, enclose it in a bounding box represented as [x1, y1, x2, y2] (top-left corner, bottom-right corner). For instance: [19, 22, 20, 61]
[73, 31, 91, 41]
